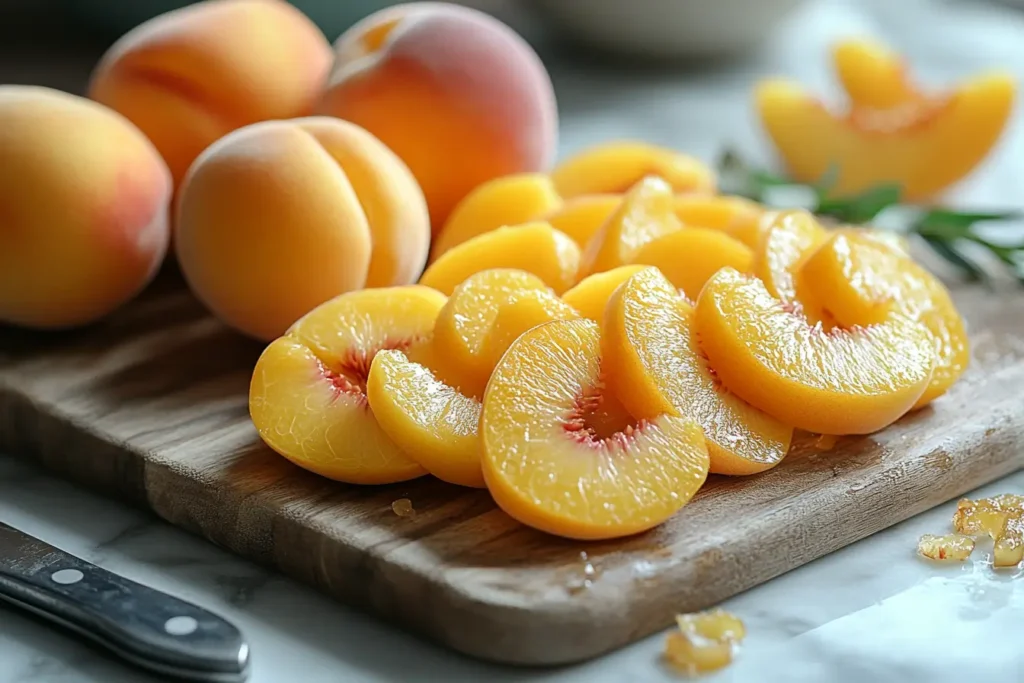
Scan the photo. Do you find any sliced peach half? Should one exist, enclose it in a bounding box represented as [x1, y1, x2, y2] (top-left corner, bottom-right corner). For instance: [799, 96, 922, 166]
[366, 348, 484, 488]
[481, 318, 709, 540]
[800, 231, 969, 408]
[544, 194, 622, 249]
[694, 268, 934, 435]
[673, 194, 764, 249]
[432, 268, 577, 400]
[552, 141, 715, 198]
[604, 267, 791, 475]
[430, 173, 562, 262]
[419, 221, 580, 295]
[754, 210, 833, 326]
[562, 264, 647, 326]
[756, 69, 1015, 200]
[249, 286, 446, 484]
[632, 228, 753, 302]
[580, 175, 682, 276]
[832, 39, 918, 110]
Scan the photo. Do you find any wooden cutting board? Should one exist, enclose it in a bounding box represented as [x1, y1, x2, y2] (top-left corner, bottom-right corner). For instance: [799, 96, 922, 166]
[0, 269, 1021, 665]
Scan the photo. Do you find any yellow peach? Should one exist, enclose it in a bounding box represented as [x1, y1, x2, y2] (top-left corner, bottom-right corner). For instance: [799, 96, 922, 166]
[544, 194, 622, 249]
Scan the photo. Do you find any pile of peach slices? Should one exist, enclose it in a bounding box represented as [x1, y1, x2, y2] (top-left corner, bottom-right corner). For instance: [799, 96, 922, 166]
[249, 146, 970, 543]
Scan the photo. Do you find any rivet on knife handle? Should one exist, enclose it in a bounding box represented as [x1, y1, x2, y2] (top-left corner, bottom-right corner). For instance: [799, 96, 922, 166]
[0, 522, 250, 682]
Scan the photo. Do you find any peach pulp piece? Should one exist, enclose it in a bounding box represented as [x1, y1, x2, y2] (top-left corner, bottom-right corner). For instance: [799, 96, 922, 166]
[631, 227, 754, 302]
[604, 267, 792, 475]
[552, 140, 715, 198]
[994, 514, 1024, 568]
[431, 268, 576, 400]
[754, 209, 833, 326]
[755, 73, 1015, 200]
[419, 221, 580, 295]
[800, 231, 969, 408]
[580, 175, 682, 277]
[430, 173, 562, 261]
[248, 286, 446, 484]
[673, 194, 764, 249]
[544, 194, 622, 249]
[953, 495, 1024, 540]
[916, 534, 976, 562]
[562, 265, 647, 327]
[832, 39, 919, 110]
[481, 318, 709, 540]
[664, 610, 746, 676]
[694, 268, 935, 435]
[366, 349, 484, 488]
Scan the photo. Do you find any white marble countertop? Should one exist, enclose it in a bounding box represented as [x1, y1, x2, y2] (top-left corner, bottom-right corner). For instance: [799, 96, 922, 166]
[2, 0, 1024, 681]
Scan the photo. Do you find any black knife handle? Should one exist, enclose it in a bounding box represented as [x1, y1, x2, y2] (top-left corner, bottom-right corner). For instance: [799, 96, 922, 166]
[0, 524, 249, 682]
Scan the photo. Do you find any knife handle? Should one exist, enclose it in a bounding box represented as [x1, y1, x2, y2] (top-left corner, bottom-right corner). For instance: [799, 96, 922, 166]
[0, 539, 249, 682]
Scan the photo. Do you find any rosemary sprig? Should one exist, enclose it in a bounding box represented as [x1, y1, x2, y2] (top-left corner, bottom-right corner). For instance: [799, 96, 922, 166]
[717, 150, 1023, 283]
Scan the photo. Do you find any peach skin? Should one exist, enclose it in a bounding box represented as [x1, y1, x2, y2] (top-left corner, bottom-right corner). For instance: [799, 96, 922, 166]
[175, 117, 430, 341]
[249, 285, 445, 484]
[319, 2, 558, 229]
[756, 40, 1015, 200]
[89, 0, 333, 191]
[0, 86, 171, 329]
[431, 173, 562, 261]
[552, 141, 715, 198]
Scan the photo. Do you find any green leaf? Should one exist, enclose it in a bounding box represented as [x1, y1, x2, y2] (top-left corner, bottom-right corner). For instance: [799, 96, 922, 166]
[813, 164, 840, 200]
[920, 236, 985, 282]
[816, 183, 903, 223]
[917, 208, 1022, 231]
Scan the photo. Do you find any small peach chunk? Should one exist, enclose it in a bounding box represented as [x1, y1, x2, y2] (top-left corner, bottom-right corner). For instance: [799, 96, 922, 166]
[88, 0, 333, 189]
[419, 222, 580, 296]
[481, 318, 709, 540]
[994, 515, 1024, 568]
[432, 269, 578, 400]
[431, 173, 562, 261]
[631, 228, 754, 302]
[319, 2, 558, 228]
[605, 268, 791, 475]
[562, 265, 647, 326]
[580, 176, 682, 276]
[664, 610, 746, 676]
[0, 86, 171, 329]
[673, 195, 765, 249]
[916, 533, 975, 562]
[695, 268, 934, 435]
[545, 194, 622, 249]
[953, 495, 1024, 539]
[249, 286, 445, 484]
[175, 117, 430, 341]
[552, 141, 715, 198]
[366, 349, 483, 488]
[801, 231, 969, 408]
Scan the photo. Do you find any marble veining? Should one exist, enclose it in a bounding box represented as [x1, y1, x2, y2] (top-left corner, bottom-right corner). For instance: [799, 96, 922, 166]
[2, 0, 1024, 680]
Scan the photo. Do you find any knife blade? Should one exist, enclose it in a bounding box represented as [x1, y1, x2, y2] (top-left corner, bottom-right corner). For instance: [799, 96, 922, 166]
[0, 522, 250, 682]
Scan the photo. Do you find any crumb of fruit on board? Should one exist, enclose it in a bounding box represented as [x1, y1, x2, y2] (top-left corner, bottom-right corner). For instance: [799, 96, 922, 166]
[663, 609, 746, 676]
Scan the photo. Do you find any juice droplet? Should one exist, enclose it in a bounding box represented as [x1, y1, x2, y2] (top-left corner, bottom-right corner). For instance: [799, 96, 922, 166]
[391, 498, 416, 518]
[814, 434, 839, 451]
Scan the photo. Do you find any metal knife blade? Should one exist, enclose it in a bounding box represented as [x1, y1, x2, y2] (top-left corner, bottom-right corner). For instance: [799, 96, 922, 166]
[0, 522, 250, 682]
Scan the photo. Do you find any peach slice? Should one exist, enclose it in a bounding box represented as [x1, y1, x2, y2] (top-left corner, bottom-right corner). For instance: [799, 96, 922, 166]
[673, 194, 764, 249]
[552, 141, 715, 198]
[562, 265, 647, 326]
[481, 318, 709, 540]
[631, 228, 754, 302]
[544, 194, 622, 249]
[249, 285, 445, 484]
[694, 268, 934, 435]
[419, 221, 580, 295]
[430, 173, 562, 261]
[604, 268, 791, 475]
[366, 349, 484, 488]
[580, 176, 682, 276]
[832, 39, 918, 110]
[800, 231, 969, 408]
[755, 65, 1015, 199]
[432, 269, 578, 400]
[754, 210, 833, 326]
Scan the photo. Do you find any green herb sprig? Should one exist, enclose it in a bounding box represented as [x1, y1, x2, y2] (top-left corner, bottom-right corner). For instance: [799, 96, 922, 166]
[717, 150, 1024, 284]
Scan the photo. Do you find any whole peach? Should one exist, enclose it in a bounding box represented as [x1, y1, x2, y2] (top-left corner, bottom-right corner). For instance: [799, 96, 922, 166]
[318, 2, 558, 230]
[175, 117, 431, 342]
[88, 0, 333, 191]
[0, 86, 171, 329]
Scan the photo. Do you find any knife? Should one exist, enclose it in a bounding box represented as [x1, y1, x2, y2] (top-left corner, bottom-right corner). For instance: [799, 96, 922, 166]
[0, 521, 250, 682]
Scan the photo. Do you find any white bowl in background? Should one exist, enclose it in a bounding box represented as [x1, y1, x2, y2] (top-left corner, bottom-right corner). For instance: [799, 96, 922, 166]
[527, 0, 809, 59]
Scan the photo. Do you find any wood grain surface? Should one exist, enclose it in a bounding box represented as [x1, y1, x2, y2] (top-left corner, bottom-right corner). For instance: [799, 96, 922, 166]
[0, 269, 1021, 665]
